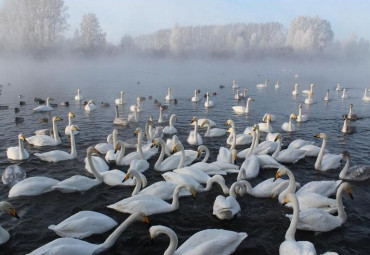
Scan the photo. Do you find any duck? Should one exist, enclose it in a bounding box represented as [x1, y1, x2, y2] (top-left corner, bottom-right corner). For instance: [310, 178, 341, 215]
[304, 91, 313, 105]
[34, 125, 79, 162]
[296, 104, 308, 122]
[340, 150, 370, 181]
[285, 182, 353, 232]
[74, 89, 84, 101]
[163, 114, 178, 134]
[202, 119, 226, 137]
[0, 201, 19, 245]
[213, 181, 245, 220]
[115, 91, 124, 105]
[65, 112, 79, 136]
[149, 225, 247, 255]
[347, 104, 357, 121]
[314, 133, 341, 171]
[341, 88, 348, 99]
[324, 89, 330, 101]
[165, 88, 175, 101]
[113, 105, 129, 126]
[188, 117, 203, 145]
[204, 92, 214, 108]
[8, 176, 60, 198]
[302, 83, 314, 95]
[272, 134, 306, 163]
[7, 134, 29, 160]
[107, 184, 196, 216]
[27, 213, 149, 255]
[26, 116, 62, 146]
[232, 97, 254, 114]
[281, 114, 297, 132]
[48, 211, 117, 239]
[256, 79, 268, 88]
[232, 80, 239, 89]
[292, 83, 299, 95]
[32, 97, 54, 112]
[341, 114, 356, 133]
[191, 90, 200, 102]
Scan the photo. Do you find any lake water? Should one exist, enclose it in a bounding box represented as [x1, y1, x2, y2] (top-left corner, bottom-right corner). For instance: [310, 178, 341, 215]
[0, 57, 369, 255]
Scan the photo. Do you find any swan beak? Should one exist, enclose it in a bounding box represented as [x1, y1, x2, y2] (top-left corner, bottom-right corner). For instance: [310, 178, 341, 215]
[20, 135, 26, 141]
[197, 150, 201, 158]
[124, 173, 130, 181]
[134, 130, 139, 137]
[10, 208, 20, 219]
[274, 134, 280, 142]
[314, 134, 321, 138]
[273, 173, 280, 182]
[282, 197, 289, 206]
[224, 120, 229, 126]
[172, 146, 178, 153]
[56, 117, 63, 121]
[151, 141, 157, 148]
[93, 148, 101, 155]
[270, 194, 276, 199]
[233, 155, 237, 164]
[143, 216, 150, 224]
[348, 188, 354, 199]
[191, 190, 197, 200]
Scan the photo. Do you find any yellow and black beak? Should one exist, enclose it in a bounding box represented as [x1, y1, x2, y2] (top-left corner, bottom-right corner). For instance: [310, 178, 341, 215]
[123, 173, 130, 182]
[114, 144, 120, 153]
[93, 148, 102, 155]
[190, 118, 196, 124]
[314, 134, 321, 138]
[134, 130, 139, 137]
[143, 216, 150, 224]
[191, 190, 197, 200]
[348, 188, 354, 199]
[224, 120, 229, 126]
[197, 150, 201, 158]
[20, 135, 26, 141]
[56, 117, 63, 121]
[274, 134, 280, 142]
[151, 140, 157, 148]
[172, 146, 178, 153]
[10, 208, 20, 219]
[273, 172, 280, 182]
[282, 197, 289, 206]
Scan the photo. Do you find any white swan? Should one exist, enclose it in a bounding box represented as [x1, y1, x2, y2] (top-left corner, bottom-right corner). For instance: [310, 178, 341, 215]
[232, 79, 239, 89]
[341, 114, 356, 133]
[258, 114, 273, 133]
[287, 139, 314, 149]
[238, 127, 271, 157]
[324, 89, 330, 101]
[238, 154, 260, 179]
[297, 104, 308, 122]
[335, 82, 341, 91]
[279, 193, 317, 255]
[347, 103, 357, 121]
[113, 105, 129, 125]
[272, 134, 306, 163]
[48, 211, 118, 239]
[130, 97, 141, 112]
[33, 97, 54, 112]
[128, 105, 140, 123]
[202, 119, 226, 137]
[51, 147, 103, 193]
[115, 91, 124, 105]
[234, 89, 241, 100]
[27, 212, 149, 255]
[302, 83, 314, 95]
[74, 89, 84, 101]
[108, 184, 196, 216]
[8, 176, 60, 198]
[0, 201, 19, 245]
[292, 83, 299, 95]
[286, 182, 353, 232]
[204, 92, 214, 108]
[341, 88, 348, 99]
[191, 90, 200, 102]
[94, 130, 117, 154]
[165, 87, 175, 101]
[163, 114, 178, 135]
[188, 117, 203, 145]
[340, 150, 370, 181]
[281, 114, 297, 132]
[7, 134, 29, 160]
[26, 116, 62, 146]
[84, 100, 97, 112]
[362, 89, 370, 101]
[238, 178, 290, 198]
[65, 112, 79, 136]
[304, 91, 313, 105]
[275, 80, 281, 89]
[213, 182, 244, 220]
[225, 119, 252, 146]
[314, 133, 341, 171]
[232, 97, 254, 114]
[256, 79, 268, 88]
[149, 225, 247, 255]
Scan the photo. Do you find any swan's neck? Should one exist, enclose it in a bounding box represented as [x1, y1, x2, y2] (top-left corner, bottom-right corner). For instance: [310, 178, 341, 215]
[280, 169, 296, 202]
[206, 94, 209, 104]
[52, 119, 61, 143]
[148, 124, 153, 142]
[201, 147, 210, 163]
[204, 176, 229, 194]
[87, 152, 103, 182]
[155, 139, 166, 169]
[169, 115, 174, 127]
[120, 93, 123, 102]
[294, 85, 298, 92]
[339, 154, 350, 179]
[364, 89, 367, 97]
[315, 137, 327, 170]
[255, 129, 260, 147]
[115, 106, 119, 118]
[230, 182, 243, 198]
[68, 115, 72, 126]
[205, 123, 211, 136]
[18, 138, 25, 159]
[243, 181, 254, 196]
[46, 98, 50, 107]
[137, 132, 145, 160]
[342, 118, 348, 133]
[130, 172, 142, 196]
[177, 145, 185, 169]
[272, 137, 281, 158]
[348, 106, 353, 117]
[298, 107, 302, 118]
[116, 144, 126, 164]
[246, 100, 250, 113]
[159, 108, 163, 122]
[230, 124, 236, 150]
[160, 227, 178, 255]
[285, 194, 299, 241]
[112, 131, 118, 148]
[336, 185, 347, 222]
[247, 131, 256, 156]
[70, 129, 77, 157]
[170, 185, 183, 211]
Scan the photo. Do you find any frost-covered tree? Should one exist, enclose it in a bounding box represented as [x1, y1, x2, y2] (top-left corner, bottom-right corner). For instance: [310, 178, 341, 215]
[78, 13, 106, 52]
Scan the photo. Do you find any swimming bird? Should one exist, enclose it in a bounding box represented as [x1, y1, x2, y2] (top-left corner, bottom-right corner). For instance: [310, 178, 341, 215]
[232, 80, 239, 89]
[296, 104, 308, 122]
[281, 114, 297, 132]
[163, 114, 178, 134]
[32, 97, 54, 112]
[292, 83, 299, 95]
[314, 133, 341, 171]
[7, 134, 29, 160]
[191, 90, 200, 102]
[202, 119, 226, 137]
[302, 83, 314, 95]
[341, 114, 356, 133]
[204, 92, 214, 108]
[213, 181, 244, 220]
[84, 100, 97, 112]
[115, 91, 124, 105]
[324, 89, 330, 101]
[188, 117, 203, 145]
[232, 97, 254, 114]
[256, 79, 268, 88]
[65, 112, 79, 136]
[340, 150, 370, 181]
[26, 116, 62, 146]
[0, 201, 20, 245]
[347, 103, 357, 121]
[165, 88, 175, 101]
[74, 89, 84, 101]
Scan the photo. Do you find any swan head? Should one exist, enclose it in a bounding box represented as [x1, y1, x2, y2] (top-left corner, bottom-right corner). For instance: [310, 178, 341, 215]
[87, 146, 101, 156]
[299, 104, 302, 109]
[190, 117, 197, 124]
[350, 103, 353, 109]
[120, 91, 124, 95]
[310, 83, 314, 88]
[52, 116, 63, 122]
[341, 150, 350, 161]
[70, 125, 79, 132]
[68, 112, 75, 118]
[151, 138, 159, 148]
[315, 133, 327, 139]
[274, 134, 280, 142]
[295, 83, 299, 87]
[225, 119, 234, 126]
[115, 140, 125, 152]
[343, 114, 348, 120]
[289, 114, 297, 119]
[18, 133, 26, 141]
[274, 167, 287, 181]
[77, 89, 81, 93]
[282, 193, 295, 205]
[124, 168, 139, 181]
[0, 201, 19, 219]
[248, 97, 254, 102]
[197, 145, 207, 157]
[200, 120, 208, 127]
[339, 182, 354, 199]
[172, 143, 183, 153]
[134, 128, 142, 137]
[253, 124, 258, 131]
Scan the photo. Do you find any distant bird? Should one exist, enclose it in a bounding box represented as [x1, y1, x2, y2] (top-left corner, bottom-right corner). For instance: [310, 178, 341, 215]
[219, 85, 225, 89]
[19, 101, 26, 106]
[74, 89, 84, 101]
[39, 117, 48, 123]
[14, 108, 20, 113]
[148, 96, 152, 100]
[15, 117, 24, 124]
[60, 101, 69, 106]
[0, 105, 9, 110]
[213, 92, 217, 96]
[100, 102, 110, 107]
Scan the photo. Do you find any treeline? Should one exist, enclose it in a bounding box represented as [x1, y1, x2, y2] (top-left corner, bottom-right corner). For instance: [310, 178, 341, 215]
[0, 0, 368, 61]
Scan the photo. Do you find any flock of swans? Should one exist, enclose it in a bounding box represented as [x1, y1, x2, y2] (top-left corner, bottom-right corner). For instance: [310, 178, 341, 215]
[2, 78, 370, 255]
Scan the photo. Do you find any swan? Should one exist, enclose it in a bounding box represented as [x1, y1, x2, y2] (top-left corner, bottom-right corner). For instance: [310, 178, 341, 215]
[107, 184, 196, 216]
[234, 89, 241, 100]
[27, 212, 149, 255]
[216, 147, 237, 163]
[256, 79, 268, 88]
[74, 89, 84, 101]
[163, 114, 178, 134]
[275, 80, 281, 89]
[191, 118, 216, 127]
[288, 139, 314, 149]
[149, 225, 247, 255]
[152, 139, 197, 171]
[279, 193, 317, 255]
[232, 97, 254, 114]
[238, 127, 273, 157]
[84, 100, 97, 112]
[292, 83, 299, 95]
[286, 182, 353, 232]
[165, 88, 175, 101]
[238, 154, 260, 179]
[115, 91, 124, 105]
[238, 178, 290, 198]
[113, 105, 129, 125]
[158, 105, 168, 123]
[299, 143, 326, 157]
[341, 88, 348, 99]
[173, 167, 212, 184]
[281, 114, 297, 132]
[94, 130, 117, 154]
[258, 113, 273, 133]
[48, 211, 118, 239]
[112, 140, 149, 172]
[51, 147, 103, 193]
[188, 117, 203, 145]
[340, 150, 370, 181]
[191, 90, 200, 102]
[272, 134, 306, 163]
[297, 104, 308, 122]
[35, 125, 79, 162]
[324, 89, 330, 101]
[65, 112, 79, 136]
[296, 180, 342, 198]
[239, 88, 248, 98]
[362, 89, 370, 101]
[314, 133, 341, 171]
[302, 83, 314, 95]
[7, 134, 29, 160]
[202, 119, 226, 137]
[117, 128, 157, 165]
[0, 201, 19, 245]
[8, 176, 60, 198]
[213, 182, 245, 220]
[33, 97, 54, 112]
[335, 82, 341, 91]
[341, 114, 356, 133]
[262, 113, 276, 122]
[26, 116, 62, 146]
[204, 92, 214, 108]
[304, 91, 313, 105]
[128, 105, 139, 123]
[232, 79, 239, 89]
[347, 103, 357, 121]
[130, 97, 141, 112]
[225, 119, 252, 146]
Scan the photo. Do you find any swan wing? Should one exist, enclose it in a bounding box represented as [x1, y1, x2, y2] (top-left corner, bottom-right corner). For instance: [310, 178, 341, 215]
[252, 178, 284, 198]
[26, 238, 99, 255]
[288, 139, 314, 149]
[279, 240, 316, 255]
[162, 172, 201, 190]
[239, 155, 260, 179]
[140, 181, 191, 200]
[35, 150, 73, 162]
[232, 106, 246, 113]
[174, 168, 210, 184]
[275, 149, 306, 163]
[208, 128, 227, 137]
[108, 195, 170, 215]
[26, 135, 58, 146]
[52, 176, 101, 193]
[9, 176, 59, 198]
[296, 180, 342, 197]
[85, 156, 109, 173]
[320, 154, 341, 171]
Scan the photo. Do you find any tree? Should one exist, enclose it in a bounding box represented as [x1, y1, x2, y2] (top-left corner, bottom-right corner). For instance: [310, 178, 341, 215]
[78, 13, 106, 52]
